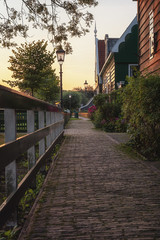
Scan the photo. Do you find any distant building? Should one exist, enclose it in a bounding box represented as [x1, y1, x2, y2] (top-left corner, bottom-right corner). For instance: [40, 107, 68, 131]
[133, 0, 160, 74]
[95, 16, 138, 94]
[94, 25, 118, 93]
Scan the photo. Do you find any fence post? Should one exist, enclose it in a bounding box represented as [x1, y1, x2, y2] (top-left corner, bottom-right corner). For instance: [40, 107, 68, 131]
[51, 112, 55, 142]
[38, 111, 45, 172]
[27, 110, 35, 169]
[46, 112, 51, 148]
[4, 109, 17, 226]
[57, 113, 60, 136]
[39, 111, 45, 156]
[59, 112, 64, 134]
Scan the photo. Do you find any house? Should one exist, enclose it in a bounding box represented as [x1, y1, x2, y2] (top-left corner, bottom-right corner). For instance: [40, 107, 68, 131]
[94, 25, 118, 93]
[97, 16, 138, 94]
[133, 0, 160, 74]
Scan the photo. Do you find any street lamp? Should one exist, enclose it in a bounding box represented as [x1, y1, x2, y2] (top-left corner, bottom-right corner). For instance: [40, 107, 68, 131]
[69, 94, 72, 116]
[84, 80, 88, 91]
[56, 48, 65, 108]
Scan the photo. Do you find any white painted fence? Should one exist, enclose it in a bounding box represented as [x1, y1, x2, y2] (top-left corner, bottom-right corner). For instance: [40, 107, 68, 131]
[0, 85, 64, 227]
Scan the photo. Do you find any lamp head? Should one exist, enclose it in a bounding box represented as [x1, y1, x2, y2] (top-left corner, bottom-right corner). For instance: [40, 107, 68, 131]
[56, 48, 65, 65]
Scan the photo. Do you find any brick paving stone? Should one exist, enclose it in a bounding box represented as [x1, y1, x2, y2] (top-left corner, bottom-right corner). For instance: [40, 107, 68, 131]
[18, 119, 160, 240]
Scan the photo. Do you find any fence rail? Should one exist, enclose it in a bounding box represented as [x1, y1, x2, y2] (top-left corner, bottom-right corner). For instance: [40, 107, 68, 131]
[0, 110, 38, 132]
[0, 85, 65, 227]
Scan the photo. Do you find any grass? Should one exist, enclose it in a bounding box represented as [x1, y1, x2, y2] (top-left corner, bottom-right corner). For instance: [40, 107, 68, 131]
[116, 143, 146, 161]
[70, 117, 80, 120]
[0, 133, 26, 146]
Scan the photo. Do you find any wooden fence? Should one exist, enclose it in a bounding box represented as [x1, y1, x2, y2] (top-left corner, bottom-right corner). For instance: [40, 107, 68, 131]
[0, 110, 38, 132]
[0, 85, 65, 227]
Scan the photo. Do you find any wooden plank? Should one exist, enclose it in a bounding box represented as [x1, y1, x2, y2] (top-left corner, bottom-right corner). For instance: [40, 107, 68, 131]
[0, 85, 61, 112]
[139, 38, 149, 54]
[139, 25, 149, 44]
[46, 112, 51, 148]
[27, 110, 35, 170]
[0, 131, 64, 228]
[154, 3, 160, 26]
[139, 0, 155, 22]
[139, 1, 159, 27]
[139, 5, 160, 43]
[139, 16, 149, 37]
[140, 57, 160, 73]
[139, 50, 150, 65]
[0, 120, 64, 170]
[4, 109, 17, 226]
[39, 111, 45, 157]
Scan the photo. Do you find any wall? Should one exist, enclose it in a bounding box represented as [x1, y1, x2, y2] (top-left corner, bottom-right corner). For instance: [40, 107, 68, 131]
[102, 55, 115, 94]
[138, 0, 160, 73]
[115, 24, 138, 83]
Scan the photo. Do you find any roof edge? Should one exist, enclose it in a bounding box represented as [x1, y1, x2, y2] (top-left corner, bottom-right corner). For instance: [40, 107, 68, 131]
[95, 38, 100, 74]
[99, 52, 114, 76]
[111, 16, 138, 53]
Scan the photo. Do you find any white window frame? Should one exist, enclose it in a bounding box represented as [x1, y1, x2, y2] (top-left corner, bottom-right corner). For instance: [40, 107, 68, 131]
[128, 64, 138, 77]
[149, 10, 154, 59]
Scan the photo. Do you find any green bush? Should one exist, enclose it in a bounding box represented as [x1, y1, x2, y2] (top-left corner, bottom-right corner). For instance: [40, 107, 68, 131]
[93, 108, 103, 128]
[102, 121, 115, 132]
[122, 74, 160, 159]
[92, 93, 125, 132]
[100, 118, 127, 133]
[93, 93, 107, 108]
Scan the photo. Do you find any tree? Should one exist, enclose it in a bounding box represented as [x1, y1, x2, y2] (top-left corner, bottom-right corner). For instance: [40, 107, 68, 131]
[63, 91, 81, 110]
[3, 40, 56, 96]
[0, 0, 98, 52]
[73, 85, 95, 104]
[36, 71, 60, 103]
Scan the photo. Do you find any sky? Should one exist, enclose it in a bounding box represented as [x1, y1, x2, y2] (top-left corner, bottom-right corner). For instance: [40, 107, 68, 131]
[0, 0, 137, 91]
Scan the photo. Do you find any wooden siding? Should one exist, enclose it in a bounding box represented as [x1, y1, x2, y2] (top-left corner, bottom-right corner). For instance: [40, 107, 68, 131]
[102, 56, 115, 94]
[138, 0, 160, 73]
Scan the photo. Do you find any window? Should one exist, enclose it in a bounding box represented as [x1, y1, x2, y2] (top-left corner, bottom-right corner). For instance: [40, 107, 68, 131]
[128, 64, 138, 77]
[149, 10, 154, 59]
[154, 31, 158, 53]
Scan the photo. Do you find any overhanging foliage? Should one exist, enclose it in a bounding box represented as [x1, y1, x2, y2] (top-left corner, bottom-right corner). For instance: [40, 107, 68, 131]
[0, 0, 98, 52]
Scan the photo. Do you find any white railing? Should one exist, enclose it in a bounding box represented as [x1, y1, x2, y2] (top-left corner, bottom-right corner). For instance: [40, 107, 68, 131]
[0, 85, 64, 227]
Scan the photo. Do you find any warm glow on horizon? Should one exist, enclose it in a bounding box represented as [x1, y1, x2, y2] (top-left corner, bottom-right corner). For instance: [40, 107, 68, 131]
[0, 0, 137, 91]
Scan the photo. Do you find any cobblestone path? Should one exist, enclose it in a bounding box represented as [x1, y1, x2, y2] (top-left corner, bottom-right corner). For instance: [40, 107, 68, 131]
[19, 119, 160, 240]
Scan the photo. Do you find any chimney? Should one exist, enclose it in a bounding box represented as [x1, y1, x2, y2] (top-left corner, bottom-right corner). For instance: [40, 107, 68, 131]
[105, 34, 109, 60]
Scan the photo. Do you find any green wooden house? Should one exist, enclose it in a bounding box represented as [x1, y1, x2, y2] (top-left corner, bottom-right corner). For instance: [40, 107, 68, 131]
[99, 16, 138, 94]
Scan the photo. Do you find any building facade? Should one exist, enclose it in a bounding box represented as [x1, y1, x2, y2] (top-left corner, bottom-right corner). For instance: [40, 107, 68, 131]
[94, 26, 118, 93]
[133, 0, 160, 73]
[99, 17, 138, 94]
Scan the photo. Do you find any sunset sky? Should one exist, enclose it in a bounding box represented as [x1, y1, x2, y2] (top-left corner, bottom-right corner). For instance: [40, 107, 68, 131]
[0, 0, 137, 91]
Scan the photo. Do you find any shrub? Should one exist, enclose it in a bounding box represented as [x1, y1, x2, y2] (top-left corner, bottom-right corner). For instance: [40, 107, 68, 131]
[93, 93, 107, 108]
[93, 108, 103, 128]
[88, 105, 97, 120]
[122, 74, 160, 159]
[114, 118, 127, 132]
[92, 93, 124, 132]
[100, 117, 127, 133]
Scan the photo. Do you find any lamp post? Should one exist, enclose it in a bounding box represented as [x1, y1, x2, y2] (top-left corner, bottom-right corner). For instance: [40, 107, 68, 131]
[69, 94, 72, 117]
[56, 48, 65, 109]
[84, 80, 88, 91]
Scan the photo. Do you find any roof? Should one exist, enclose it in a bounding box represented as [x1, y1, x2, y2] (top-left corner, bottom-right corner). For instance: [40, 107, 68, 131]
[98, 40, 105, 73]
[112, 16, 138, 52]
[105, 35, 119, 57]
[99, 16, 138, 76]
